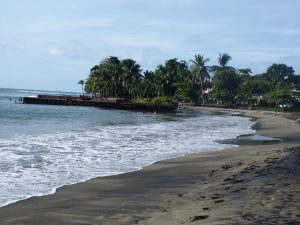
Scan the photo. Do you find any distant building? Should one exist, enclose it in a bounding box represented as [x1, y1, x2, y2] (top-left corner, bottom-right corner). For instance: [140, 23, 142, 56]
[291, 89, 300, 101]
[203, 88, 212, 95]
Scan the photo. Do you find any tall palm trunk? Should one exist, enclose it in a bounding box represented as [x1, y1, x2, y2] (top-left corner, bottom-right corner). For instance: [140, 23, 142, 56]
[190, 54, 210, 105]
[199, 78, 204, 104]
[114, 81, 117, 98]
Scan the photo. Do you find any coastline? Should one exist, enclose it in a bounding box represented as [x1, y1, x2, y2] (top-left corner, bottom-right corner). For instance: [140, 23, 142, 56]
[0, 108, 252, 208]
[0, 109, 299, 224]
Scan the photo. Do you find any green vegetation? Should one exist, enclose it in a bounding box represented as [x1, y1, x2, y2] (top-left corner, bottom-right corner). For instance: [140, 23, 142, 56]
[134, 96, 174, 104]
[81, 54, 300, 109]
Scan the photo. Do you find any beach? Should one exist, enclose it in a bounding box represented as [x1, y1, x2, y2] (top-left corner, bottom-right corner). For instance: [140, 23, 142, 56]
[0, 109, 299, 225]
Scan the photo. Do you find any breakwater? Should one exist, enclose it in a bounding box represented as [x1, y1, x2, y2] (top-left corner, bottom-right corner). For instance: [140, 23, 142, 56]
[23, 95, 178, 112]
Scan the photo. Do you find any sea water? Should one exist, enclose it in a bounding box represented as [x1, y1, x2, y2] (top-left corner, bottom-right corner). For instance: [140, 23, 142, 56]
[0, 88, 254, 207]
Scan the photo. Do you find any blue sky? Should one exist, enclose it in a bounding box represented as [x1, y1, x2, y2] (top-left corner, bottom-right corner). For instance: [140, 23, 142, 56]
[0, 0, 299, 92]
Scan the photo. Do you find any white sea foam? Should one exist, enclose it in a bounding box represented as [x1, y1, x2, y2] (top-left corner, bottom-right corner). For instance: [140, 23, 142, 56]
[0, 113, 254, 207]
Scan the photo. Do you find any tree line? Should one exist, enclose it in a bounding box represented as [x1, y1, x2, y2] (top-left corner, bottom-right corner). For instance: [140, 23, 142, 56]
[80, 53, 300, 108]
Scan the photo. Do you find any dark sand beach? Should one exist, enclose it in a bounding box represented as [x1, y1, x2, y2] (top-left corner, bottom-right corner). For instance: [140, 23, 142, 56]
[0, 109, 299, 225]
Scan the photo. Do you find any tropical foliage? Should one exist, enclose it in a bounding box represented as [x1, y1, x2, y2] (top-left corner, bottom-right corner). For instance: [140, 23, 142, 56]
[190, 54, 210, 104]
[134, 96, 174, 104]
[77, 80, 85, 95]
[81, 54, 300, 109]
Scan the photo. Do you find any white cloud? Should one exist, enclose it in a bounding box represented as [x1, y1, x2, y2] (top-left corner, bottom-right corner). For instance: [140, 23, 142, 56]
[48, 42, 96, 60]
[49, 47, 65, 57]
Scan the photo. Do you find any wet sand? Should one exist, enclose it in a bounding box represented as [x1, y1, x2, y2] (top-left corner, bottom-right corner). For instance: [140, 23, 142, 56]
[0, 109, 299, 225]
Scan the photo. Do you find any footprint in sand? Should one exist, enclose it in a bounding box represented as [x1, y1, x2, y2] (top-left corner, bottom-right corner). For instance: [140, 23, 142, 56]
[214, 199, 225, 203]
[189, 215, 209, 222]
[211, 194, 222, 200]
[223, 177, 235, 182]
[212, 196, 220, 199]
[237, 161, 243, 166]
[232, 187, 247, 193]
[222, 164, 233, 170]
[196, 195, 206, 200]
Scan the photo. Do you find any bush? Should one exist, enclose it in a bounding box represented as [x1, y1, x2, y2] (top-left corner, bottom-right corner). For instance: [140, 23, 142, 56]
[134, 96, 174, 104]
[152, 96, 174, 104]
[134, 98, 152, 103]
[266, 87, 297, 106]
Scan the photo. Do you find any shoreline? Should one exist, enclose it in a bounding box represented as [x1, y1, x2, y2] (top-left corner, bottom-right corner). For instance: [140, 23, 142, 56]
[0, 109, 252, 208]
[0, 109, 299, 224]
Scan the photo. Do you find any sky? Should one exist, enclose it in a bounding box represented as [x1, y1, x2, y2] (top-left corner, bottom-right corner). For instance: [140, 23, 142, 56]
[0, 0, 299, 92]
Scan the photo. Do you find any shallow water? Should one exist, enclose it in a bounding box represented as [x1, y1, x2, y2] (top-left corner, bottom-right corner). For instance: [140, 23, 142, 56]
[0, 88, 255, 206]
[217, 133, 282, 145]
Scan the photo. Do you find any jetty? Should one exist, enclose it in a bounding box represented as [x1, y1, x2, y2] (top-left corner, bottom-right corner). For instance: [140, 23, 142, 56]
[22, 95, 178, 112]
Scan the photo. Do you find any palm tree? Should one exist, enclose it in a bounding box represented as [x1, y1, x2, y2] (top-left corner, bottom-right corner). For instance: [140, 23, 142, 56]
[78, 80, 85, 95]
[143, 70, 157, 98]
[190, 54, 210, 104]
[218, 53, 231, 67]
[121, 59, 142, 98]
[211, 53, 235, 73]
[102, 56, 121, 98]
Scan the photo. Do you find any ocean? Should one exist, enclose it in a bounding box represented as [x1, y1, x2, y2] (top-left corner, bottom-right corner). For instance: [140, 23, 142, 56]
[0, 88, 254, 207]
